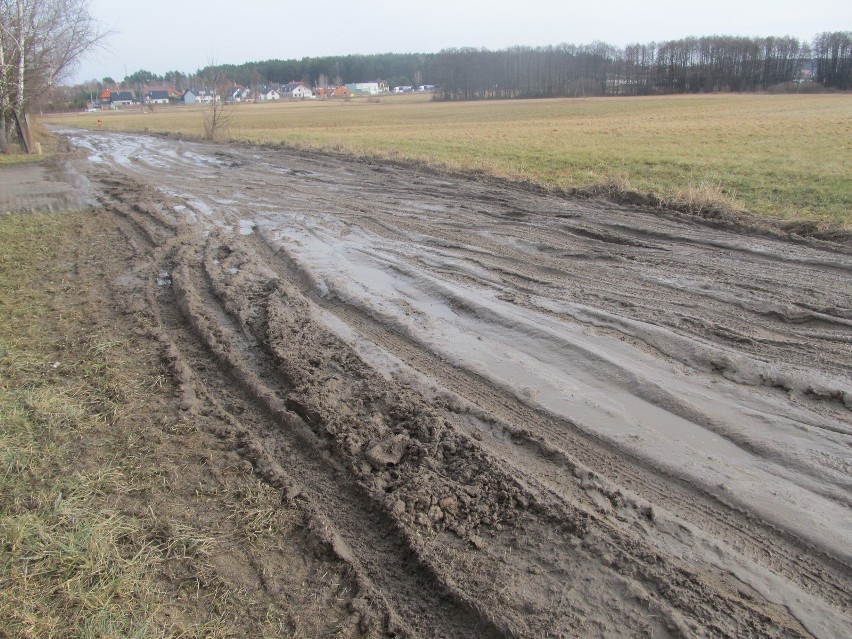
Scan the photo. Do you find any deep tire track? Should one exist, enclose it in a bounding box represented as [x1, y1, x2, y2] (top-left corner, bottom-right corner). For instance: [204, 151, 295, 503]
[104, 187, 814, 637]
[247, 228, 852, 614]
[106, 200, 516, 637]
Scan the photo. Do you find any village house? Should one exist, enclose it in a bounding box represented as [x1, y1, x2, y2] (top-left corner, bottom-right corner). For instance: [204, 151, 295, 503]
[229, 87, 252, 102]
[198, 89, 218, 104]
[313, 85, 350, 98]
[282, 82, 313, 99]
[345, 81, 389, 95]
[258, 87, 281, 101]
[145, 90, 170, 105]
[109, 90, 136, 107]
[183, 89, 219, 105]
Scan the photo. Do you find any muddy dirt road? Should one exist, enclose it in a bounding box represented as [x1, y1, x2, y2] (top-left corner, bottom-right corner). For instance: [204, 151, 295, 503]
[49, 130, 852, 637]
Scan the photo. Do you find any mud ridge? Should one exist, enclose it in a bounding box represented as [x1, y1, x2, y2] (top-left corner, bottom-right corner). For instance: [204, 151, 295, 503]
[154, 237, 519, 636]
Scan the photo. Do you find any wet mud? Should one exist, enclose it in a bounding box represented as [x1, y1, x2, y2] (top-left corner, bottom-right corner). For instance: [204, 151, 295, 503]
[39, 130, 852, 637]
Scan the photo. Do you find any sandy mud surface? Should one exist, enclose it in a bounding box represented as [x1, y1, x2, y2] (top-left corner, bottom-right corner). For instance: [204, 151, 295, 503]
[22, 130, 852, 637]
[0, 158, 95, 213]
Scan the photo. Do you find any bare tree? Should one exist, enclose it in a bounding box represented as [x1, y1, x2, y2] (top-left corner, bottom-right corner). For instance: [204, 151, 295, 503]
[0, 23, 7, 150]
[813, 31, 852, 89]
[249, 68, 262, 101]
[202, 64, 232, 141]
[0, 0, 106, 151]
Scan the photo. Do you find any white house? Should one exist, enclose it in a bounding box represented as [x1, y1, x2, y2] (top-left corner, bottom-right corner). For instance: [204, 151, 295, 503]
[109, 90, 136, 106]
[258, 88, 281, 101]
[283, 82, 313, 99]
[185, 89, 218, 104]
[230, 87, 252, 102]
[145, 90, 170, 104]
[202, 90, 216, 104]
[345, 81, 389, 95]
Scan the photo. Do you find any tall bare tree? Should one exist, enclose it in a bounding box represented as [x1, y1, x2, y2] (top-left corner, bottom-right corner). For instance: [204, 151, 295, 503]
[0, 0, 105, 151]
[813, 31, 852, 89]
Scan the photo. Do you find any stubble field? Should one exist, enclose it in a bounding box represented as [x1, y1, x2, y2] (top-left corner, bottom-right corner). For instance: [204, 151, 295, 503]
[45, 92, 852, 225]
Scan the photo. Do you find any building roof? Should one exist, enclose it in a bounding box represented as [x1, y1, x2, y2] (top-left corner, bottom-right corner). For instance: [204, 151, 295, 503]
[110, 91, 135, 102]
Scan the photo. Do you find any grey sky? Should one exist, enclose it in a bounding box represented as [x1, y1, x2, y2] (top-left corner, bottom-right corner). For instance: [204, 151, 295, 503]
[73, 0, 851, 83]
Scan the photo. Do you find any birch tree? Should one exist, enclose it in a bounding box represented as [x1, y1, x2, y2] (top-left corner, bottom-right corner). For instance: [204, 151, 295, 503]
[0, 0, 104, 150]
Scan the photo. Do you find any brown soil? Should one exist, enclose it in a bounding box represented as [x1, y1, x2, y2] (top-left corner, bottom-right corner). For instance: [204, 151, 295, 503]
[2, 131, 850, 638]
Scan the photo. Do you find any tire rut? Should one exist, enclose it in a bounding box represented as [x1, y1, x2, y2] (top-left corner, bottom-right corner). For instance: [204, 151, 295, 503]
[151, 242, 516, 637]
[103, 188, 813, 637]
[247, 228, 852, 615]
[95, 181, 503, 637]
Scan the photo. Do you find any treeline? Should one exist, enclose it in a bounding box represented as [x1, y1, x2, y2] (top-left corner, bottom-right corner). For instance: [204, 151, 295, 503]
[93, 53, 437, 101]
[192, 32, 849, 100]
[76, 31, 851, 107]
[197, 53, 435, 93]
[812, 31, 852, 89]
[434, 32, 852, 99]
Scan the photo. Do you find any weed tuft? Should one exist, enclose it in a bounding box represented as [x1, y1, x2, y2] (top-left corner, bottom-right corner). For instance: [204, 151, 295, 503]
[664, 181, 742, 218]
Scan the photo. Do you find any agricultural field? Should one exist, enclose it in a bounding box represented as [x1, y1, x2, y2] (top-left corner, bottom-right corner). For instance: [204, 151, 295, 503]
[45, 92, 852, 225]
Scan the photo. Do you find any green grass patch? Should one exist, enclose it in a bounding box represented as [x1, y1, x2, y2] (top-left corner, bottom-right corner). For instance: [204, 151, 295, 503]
[0, 153, 46, 166]
[45, 93, 852, 226]
[0, 213, 160, 639]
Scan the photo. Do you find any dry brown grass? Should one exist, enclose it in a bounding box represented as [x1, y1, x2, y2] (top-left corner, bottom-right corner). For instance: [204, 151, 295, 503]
[0, 213, 163, 638]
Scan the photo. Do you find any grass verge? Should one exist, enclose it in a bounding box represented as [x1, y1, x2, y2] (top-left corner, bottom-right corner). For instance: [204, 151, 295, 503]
[0, 210, 377, 638]
[0, 119, 64, 165]
[0, 152, 46, 167]
[0, 213, 160, 638]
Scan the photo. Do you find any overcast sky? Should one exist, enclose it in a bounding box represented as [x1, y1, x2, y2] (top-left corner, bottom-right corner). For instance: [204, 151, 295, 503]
[72, 0, 851, 83]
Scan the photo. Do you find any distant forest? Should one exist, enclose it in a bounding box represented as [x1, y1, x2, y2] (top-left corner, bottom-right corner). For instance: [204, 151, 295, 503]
[185, 32, 851, 99]
[431, 32, 852, 98]
[106, 31, 851, 102]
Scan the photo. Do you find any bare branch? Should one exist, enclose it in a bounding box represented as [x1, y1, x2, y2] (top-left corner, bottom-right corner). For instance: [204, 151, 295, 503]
[0, 0, 108, 149]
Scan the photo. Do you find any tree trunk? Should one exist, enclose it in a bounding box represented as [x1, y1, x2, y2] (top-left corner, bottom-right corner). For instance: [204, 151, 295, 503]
[14, 0, 25, 116]
[0, 35, 8, 152]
